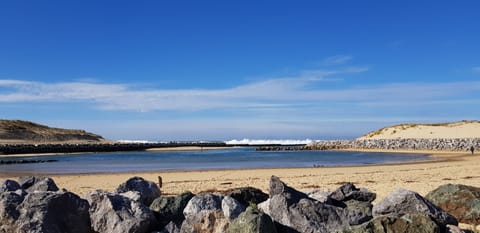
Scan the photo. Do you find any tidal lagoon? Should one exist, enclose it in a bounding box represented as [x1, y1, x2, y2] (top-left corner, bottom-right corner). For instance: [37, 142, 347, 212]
[0, 147, 431, 174]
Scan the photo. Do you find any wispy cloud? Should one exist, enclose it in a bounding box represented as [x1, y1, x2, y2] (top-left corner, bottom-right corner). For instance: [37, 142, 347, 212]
[0, 67, 369, 111]
[472, 67, 480, 73]
[321, 55, 353, 66]
[1, 66, 479, 116]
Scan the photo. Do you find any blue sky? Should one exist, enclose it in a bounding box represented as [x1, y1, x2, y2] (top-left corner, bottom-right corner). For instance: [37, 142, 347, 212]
[1, 1, 479, 141]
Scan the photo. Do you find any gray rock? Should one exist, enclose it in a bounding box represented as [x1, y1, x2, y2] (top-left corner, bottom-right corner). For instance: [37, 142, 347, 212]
[344, 199, 373, 225]
[329, 182, 376, 203]
[0, 191, 24, 232]
[342, 213, 441, 233]
[180, 210, 229, 233]
[227, 207, 277, 233]
[2, 191, 93, 233]
[267, 176, 348, 233]
[226, 187, 269, 206]
[426, 184, 480, 225]
[183, 193, 223, 216]
[373, 189, 458, 230]
[181, 193, 229, 233]
[0, 179, 21, 193]
[120, 190, 143, 202]
[116, 176, 161, 206]
[257, 199, 271, 215]
[150, 191, 194, 228]
[222, 196, 246, 220]
[307, 189, 331, 203]
[159, 221, 181, 233]
[446, 224, 467, 233]
[86, 190, 157, 233]
[19, 176, 59, 192]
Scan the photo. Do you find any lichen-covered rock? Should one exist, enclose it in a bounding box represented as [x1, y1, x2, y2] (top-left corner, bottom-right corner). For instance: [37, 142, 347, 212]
[180, 210, 229, 233]
[150, 191, 194, 227]
[227, 207, 277, 233]
[86, 190, 157, 233]
[344, 199, 373, 225]
[342, 214, 441, 233]
[222, 196, 246, 220]
[226, 187, 269, 206]
[0, 180, 21, 193]
[426, 184, 480, 225]
[181, 193, 230, 233]
[116, 176, 161, 206]
[18, 176, 59, 192]
[373, 189, 458, 231]
[267, 176, 348, 233]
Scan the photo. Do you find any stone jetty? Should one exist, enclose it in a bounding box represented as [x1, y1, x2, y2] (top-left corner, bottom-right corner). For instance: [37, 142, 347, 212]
[0, 142, 229, 155]
[1, 176, 478, 233]
[258, 138, 480, 152]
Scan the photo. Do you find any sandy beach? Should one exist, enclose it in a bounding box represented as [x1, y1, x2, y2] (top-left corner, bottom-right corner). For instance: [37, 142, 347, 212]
[2, 149, 478, 203]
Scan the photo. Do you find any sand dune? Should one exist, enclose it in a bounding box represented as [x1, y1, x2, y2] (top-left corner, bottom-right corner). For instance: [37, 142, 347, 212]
[358, 120, 480, 140]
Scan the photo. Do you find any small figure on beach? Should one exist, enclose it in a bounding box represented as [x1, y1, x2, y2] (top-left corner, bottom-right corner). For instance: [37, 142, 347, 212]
[470, 146, 475, 155]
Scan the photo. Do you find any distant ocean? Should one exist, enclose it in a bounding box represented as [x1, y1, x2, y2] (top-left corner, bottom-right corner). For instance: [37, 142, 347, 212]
[0, 147, 431, 175]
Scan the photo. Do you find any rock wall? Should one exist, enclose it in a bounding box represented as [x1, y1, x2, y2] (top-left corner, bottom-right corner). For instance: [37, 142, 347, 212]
[0, 142, 228, 155]
[2, 176, 476, 233]
[307, 138, 480, 152]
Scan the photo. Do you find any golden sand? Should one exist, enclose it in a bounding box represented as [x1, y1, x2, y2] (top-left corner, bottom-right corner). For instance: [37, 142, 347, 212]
[1, 149, 478, 203]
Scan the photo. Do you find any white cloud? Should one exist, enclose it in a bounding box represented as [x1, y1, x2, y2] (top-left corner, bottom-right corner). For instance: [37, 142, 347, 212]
[0, 68, 479, 114]
[322, 55, 353, 66]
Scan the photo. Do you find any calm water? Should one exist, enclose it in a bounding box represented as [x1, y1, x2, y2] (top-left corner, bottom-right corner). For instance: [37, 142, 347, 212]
[0, 147, 431, 174]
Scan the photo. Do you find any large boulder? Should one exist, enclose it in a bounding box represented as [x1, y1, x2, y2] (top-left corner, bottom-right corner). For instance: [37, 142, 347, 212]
[180, 193, 230, 233]
[18, 176, 59, 192]
[86, 190, 158, 233]
[150, 191, 195, 228]
[344, 199, 373, 225]
[222, 196, 246, 220]
[0, 179, 21, 193]
[180, 210, 230, 233]
[226, 187, 269, 206]
[0, 191, 24, 232]
[329, 182, 376, 203]
[426, 184, 480, 225]
[116, 176, 161, 206]
[342, 213, 441, 233]
[267, 176, 348, 233]
[307, 189, 331, 203]
[1, 191, 92, 233]
[182, 193, 223, 216]
[373, 189, 458, 231]
[329, 183, 375, 225]
[226, 207, 277, 233]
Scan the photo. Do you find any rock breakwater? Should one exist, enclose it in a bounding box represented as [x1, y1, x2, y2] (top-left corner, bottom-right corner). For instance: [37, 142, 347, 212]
[1, 176, 478, 232]
[308, 138, 480, 152]
[258, 138, 480, 152]
[0, 142, 228, 155]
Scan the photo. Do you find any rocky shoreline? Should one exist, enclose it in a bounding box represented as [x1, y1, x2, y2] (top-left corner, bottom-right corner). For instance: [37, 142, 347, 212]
[257, 138, 480, 152]
[1, 176, 479, 233]
[0, 142, 229, 155]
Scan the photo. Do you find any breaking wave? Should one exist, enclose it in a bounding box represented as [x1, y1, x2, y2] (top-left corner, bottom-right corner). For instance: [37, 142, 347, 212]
[225, 138, 315, 145]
